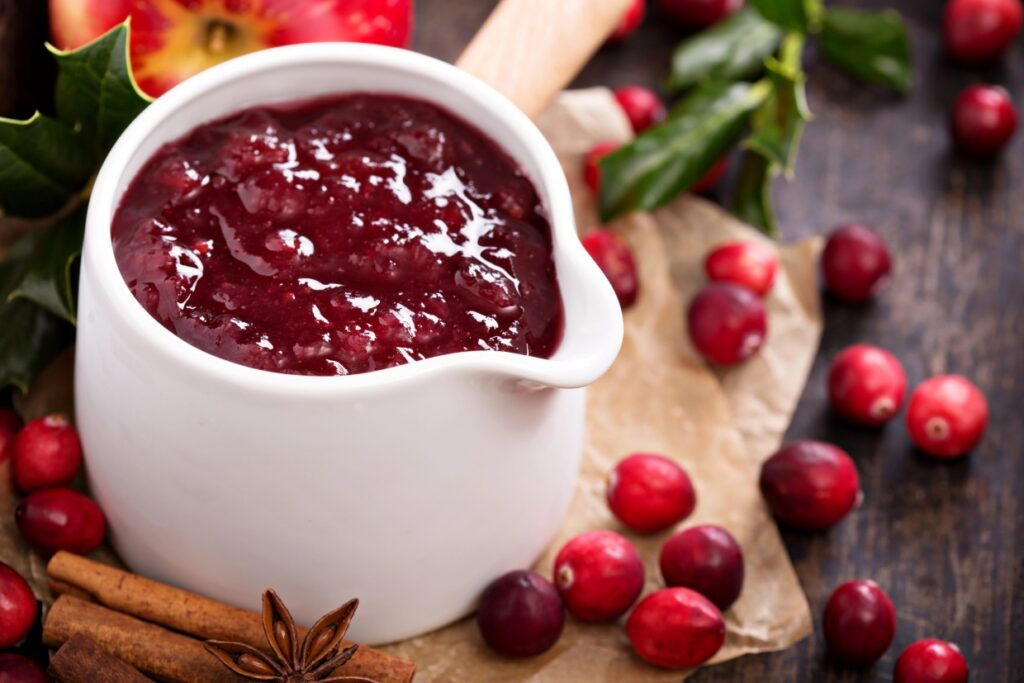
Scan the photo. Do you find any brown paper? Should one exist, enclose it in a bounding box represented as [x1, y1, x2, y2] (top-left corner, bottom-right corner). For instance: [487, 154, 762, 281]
[0, 88, 821, 680]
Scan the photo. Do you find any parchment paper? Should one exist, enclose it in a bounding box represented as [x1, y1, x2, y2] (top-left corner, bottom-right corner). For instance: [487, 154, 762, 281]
[0, 88, 822, 680]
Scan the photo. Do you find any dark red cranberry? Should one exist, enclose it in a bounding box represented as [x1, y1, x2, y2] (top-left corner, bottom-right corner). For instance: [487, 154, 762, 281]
[704, 240, 778, 296]
[15, 488, 106, 555]
[626, 588, 726, 669]
[823, 580, 896, 667]
[658, 0, 744, 29]
[613, 86, 666, 133]
[894, 639, 969, 683]
[476, 570, 564, 657]
[606, 453, 696, 533]
[951, 84, 1018, 157]
[691, 156, 729, 194]
[944, 0, 1023, 64]
[759, 441, 860, 531]
[583, 141, 620, 196]
[581, 230, 639, 308]
[906, 375, 988, 459]
[0, 409, 20, 465]
[553, 530, 644, 621]
[0, 562, 38, 648]
[0, 654, 48, 683]
[12, 414, 83, 493]
[687, 283, 767, 365]
[828, 344, 907, 426]
[659, 525, 744, 611]
[821, 223, 892, 303]
[608, 0, 646, 43]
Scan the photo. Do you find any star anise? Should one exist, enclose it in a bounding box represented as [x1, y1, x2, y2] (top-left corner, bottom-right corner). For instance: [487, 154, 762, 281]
[205, 590, 376, 682]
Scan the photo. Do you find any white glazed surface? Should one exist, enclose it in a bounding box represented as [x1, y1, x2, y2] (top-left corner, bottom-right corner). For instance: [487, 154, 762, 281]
[76, 44, 622, 644]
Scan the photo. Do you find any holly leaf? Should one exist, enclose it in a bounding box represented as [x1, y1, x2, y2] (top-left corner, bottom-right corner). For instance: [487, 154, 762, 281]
[8, 205, 87, 323]
[599, 80, 772, 221]
[0, 113, 93, 218]
[729, 151, 778, 235]
[820, 8, 912, 93]
[48, 21, 152, 158]
[749, 0, 824, 32]
[667, 9, 782, 92]
[744, 40, 811, 175]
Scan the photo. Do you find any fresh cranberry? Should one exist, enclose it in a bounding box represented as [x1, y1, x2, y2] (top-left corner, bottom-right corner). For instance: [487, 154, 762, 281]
[583, 141, 620, 196]
[608, 0, 646, 43]
[626, 588, 726, 669]
[828, 344, 907, 426]
[606, 453, 696, 533]
[0, 562, 37, 649]
[894, 639, 969, 683]
[15, 488, 106, 555]
[691, 156, 729, 194]
[581, 230, 639, 308]
[614, 86, 666, 133]
[906, 375, 988, 458]
[476, 570, 564, 657]
[687, 283, 767, 365]
[658, 0, 744, 29]
[704, 240, 777, 296]
[659, 525, 744, 611]
[12, 415, 83, 493]
[553, 530, 644, 621]
[944, 0, 1023, 64]
[0, 409, 20, 465]
[759, 441, 860, 531]
[0, 654, 47, 683]
[823, 580, 896, 667]
[821, 223, 892, 303]
[951, 84, 1018, 157]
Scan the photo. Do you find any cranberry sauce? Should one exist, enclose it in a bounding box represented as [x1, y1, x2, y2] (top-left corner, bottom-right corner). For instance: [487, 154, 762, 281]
[112, 94, 563, 376]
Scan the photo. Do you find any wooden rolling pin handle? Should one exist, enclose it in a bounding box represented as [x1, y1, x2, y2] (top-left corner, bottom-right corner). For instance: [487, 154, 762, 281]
[456, 0, 635, 120]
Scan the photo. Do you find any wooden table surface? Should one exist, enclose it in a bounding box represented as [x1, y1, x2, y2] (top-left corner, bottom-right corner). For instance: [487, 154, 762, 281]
[411, 1, 1024, 681]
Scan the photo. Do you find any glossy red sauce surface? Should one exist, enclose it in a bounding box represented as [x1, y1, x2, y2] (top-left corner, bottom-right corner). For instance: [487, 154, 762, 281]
[112, 94, 562, 376]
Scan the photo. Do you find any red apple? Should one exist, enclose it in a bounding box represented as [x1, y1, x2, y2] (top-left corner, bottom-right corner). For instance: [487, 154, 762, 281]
[49, 0, 413, 97]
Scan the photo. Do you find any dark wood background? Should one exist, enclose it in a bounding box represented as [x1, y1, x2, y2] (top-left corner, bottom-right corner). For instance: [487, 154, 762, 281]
[2, 0, 1020, 680]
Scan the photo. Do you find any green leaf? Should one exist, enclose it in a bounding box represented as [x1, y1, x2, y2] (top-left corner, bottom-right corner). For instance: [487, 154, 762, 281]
[750, 0, 824, 32]
[0, 113, 93, 218]
[8, 204, 87, 323]
[667, 9, 782, 92]
[820, 7, 912, 93]
[729, 151, 778, 235]
[49, 21, 152, 158]
[744, 36, 811, 175]
[599, 80, 772, 221]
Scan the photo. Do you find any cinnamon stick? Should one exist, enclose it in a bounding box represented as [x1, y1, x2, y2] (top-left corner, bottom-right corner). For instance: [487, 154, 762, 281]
[49, 634, 154, 683]
[46, 552, 415, 683]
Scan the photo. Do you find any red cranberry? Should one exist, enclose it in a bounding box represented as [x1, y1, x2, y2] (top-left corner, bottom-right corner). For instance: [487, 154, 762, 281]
[759, 441, 860, 531]
[691, 156, 729, 194]
[626, 588, 726, 669]
[821, 223, 892, 303]
[950, 84, 1018, 157]
[476, 570, 564, 657]
[0, 409, 20, 465]
[0, 654, 48, 683]
[553, 530, 645, 621]
[704, 240, 778, 297]
[12, 414, 83, 493]
[828, 344, 907, 426]
[906, 375, 988, 458]
[613, 86, 666, 133]
[944, 0, 1023, 64]
[15, 488, 106, 555]
[0, 562, 37, 649]
[606, 453, 696, 533]
[823, 580, 896, 667]
[687, 283, 767, 365]
[583, 141, 620, 196]
[608, 0, 646, 43]
[658, 0, 744, 29]
[659, 525, 744, 611]
[894, 639, 969, 683]
[581, 230, 639, 308]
